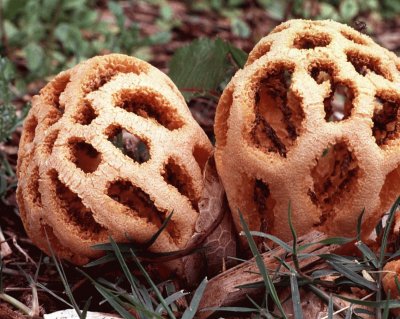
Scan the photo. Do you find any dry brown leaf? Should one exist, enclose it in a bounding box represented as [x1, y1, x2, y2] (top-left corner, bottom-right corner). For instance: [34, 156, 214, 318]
[182, 155, 237, 285]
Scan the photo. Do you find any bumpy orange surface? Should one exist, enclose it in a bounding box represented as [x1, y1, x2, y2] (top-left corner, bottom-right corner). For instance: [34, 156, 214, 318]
[215, 19, 400, 241]
[17, 54, 212, 266]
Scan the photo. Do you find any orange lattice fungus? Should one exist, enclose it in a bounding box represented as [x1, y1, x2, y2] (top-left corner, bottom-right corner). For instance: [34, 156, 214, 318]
[214, 20, 400, 241]
[17, 54, 213, 269]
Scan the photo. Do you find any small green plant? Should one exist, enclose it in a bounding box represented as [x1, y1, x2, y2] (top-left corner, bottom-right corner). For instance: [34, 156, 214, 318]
[0, 57, 27, 199]
[189, 0, 250, 38]
[256, 0, 397, 23]
[169, 38, 247, 101]
[0, 57, 24, 143]
[0, 0, 173, 88]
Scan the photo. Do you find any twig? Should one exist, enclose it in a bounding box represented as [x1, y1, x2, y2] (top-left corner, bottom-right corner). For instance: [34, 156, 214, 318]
[71, 277, 88, 293]
[319, 292, 375, 319]
[12, 235, 37, 267]
[0, 292, 31, 315]
[5, 287, 44, 292]
[1, 267, 22, 276]
[0, 226, 12, 258]
[30, 280, 40, 317]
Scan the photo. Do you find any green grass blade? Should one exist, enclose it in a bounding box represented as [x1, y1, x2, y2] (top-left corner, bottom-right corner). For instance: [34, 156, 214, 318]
[238, 210, 287, 319]
[380, 197, 400, 267]
[36, 282, 73, 308]
[249, 231, 292, 252]
[91, 242, 135, 252]
[328, 294, 333, 319]
[356, 208, 365, 241]
[130, 249, 176, 319]
[78, 269, 161, 319]
[377, 197, 400, 319]
[246, 294, 263, 311]
[335, 294, 400, 309]
[311, 269, 338, 279]
[84, 253, 115, 267]
[108, 237, 153, 314]
[81, 296, 92, 319]
[155, 290, 188, 314]
[395, 276, 400, 293]
[109, 238, 141, 296]
[319, 254, 368, 271]
[181, 277, 208, 319]
[288, 202, 300, 271]
[44, 230, 82, 317]
[354, 307, 375, 316]
[94, 286, 141, 319]
[345, 305, 353, 319]
[236, 280, 264, 289]
[387, 249, 400, 261]
[201, 306, 257, 313]
[327, 261, 377, 291]
[355, 241, 379, 268]
[382, 291, 390, 319]
[142, 211, 174, 249]
[299, 237, 354, 251]
[288, 202, 296, 245]
[289, 271, 303, 319]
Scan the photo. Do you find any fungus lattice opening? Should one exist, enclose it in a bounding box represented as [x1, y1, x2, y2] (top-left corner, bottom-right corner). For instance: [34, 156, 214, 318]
[293, 32, 331, 49]
[372, 93, 400, 147]
[214, 86, 233, 148]
[50, 170, 106, 236]
[340, 29, 368, 45]
[309, 142, 359, 226]
[346, 50, 390, 80]
[115, 90, 184, 130]
[251, 67, 304, 157]
[192, 144, 210, 173]
[107, 180, 178, 239]
[324, 83, 354, 122]
[84, 60, 144, 93]
[162, 158, 198, 210]
[41, 224, 74, 257]
[106, 125, 150, 164]
[69, 139, 101, 173]
[254, 179, 276, 234]
[74, 100, 98, 125]
[43, 130, 59, 155]
[50, 73, 70, 114]
[29, 166, 42, 207]
[24, 116, 38, 144]
[247, 42, 271, 65]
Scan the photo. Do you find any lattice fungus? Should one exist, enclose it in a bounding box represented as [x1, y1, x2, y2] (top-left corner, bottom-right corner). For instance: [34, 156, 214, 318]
[17, 54, 214, 271]
[214, 19, 400, 242]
